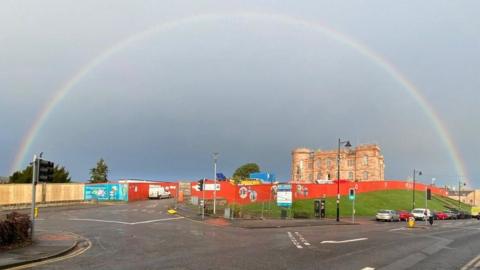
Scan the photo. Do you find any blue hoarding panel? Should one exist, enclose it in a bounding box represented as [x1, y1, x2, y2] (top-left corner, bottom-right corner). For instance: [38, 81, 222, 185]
[84, 184, 128, 201]
[249, 172, 276, 183]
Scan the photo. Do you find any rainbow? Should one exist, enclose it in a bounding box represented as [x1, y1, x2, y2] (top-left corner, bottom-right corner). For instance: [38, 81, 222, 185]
[9, 12, 469, 183]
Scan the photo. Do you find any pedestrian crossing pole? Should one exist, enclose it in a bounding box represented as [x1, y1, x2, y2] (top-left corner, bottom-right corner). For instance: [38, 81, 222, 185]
[30, 155, 38, 239]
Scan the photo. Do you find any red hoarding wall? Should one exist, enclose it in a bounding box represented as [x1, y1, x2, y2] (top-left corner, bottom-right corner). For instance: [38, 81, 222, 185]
[190, 180, 448, 205]
[128, 183, 150, 202]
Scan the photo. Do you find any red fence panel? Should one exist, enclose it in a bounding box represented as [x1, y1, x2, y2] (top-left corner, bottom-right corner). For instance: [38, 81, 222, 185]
[128, 183, 150, 202]
[189, 180, 449, 205]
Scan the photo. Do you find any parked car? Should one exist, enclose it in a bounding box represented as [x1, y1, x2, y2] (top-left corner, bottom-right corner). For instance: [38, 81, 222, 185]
[434, 211, 448, 220]
[444, 210, 457, 220]
[376, 210, 400, 222]
[471, 207, 480, 220]
[397, 210, 413, 221]
[411, 208, 431, 220]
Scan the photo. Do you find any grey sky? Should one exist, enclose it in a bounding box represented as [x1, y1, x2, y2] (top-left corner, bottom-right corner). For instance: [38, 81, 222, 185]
[1, 1, 479, 187]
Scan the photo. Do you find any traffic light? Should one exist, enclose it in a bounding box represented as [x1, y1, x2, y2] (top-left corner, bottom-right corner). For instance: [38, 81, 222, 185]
[427, 188, 431, 200]
[38, 159, 54, 182]
[198, 179, 204, 191]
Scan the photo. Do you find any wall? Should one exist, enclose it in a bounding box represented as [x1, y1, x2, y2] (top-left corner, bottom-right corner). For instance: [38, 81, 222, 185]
[45, 183, 84, 202]
[0, 183, 84, 205]
[84, 184, 128, 201]
[190, 180, 448, 205]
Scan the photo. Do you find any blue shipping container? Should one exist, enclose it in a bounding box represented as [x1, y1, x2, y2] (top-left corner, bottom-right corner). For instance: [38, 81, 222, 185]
[84, 184, 128, 201]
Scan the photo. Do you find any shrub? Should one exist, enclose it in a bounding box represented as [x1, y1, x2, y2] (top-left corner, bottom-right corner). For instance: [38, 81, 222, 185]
[0, 212, 31, 247]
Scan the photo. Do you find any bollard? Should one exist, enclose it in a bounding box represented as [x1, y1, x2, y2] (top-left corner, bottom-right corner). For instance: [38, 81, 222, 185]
[407, 217, 415, 228]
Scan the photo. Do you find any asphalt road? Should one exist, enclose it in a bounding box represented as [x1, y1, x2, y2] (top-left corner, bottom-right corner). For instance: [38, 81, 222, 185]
[19, 200, 480, 270]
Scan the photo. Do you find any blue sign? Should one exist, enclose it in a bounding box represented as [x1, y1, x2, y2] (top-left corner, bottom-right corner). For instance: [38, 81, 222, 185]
[249, 172, 276, 183]
[85, 184, 128, 201]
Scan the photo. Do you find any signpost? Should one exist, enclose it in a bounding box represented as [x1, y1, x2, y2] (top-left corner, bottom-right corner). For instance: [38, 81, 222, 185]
[349, 188, 356, 224]
[276, 184, 292, 208]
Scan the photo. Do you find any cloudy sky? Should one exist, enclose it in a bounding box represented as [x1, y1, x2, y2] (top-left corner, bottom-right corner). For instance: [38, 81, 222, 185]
[1, 1, 479, 187]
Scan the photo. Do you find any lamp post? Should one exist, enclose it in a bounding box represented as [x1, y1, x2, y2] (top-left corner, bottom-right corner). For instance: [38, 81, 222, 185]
[336, 139, 352, 222]
[412, 169, 422, 210]
[213, 152, 219, 215]
[458, 179, 466, 210]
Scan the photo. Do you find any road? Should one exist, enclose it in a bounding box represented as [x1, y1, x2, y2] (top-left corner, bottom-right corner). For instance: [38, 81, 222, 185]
[17, 199, 480, 269]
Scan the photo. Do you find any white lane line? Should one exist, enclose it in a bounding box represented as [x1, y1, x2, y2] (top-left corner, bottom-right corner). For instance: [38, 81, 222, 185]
[389, 227, 406, 232]
[287, 232, 303, 249]
[460, 254, 480, 270]
[132, 217, 184, 225]
[294, 232, 311, 246]
[362, 267, 375, 270]
[69, 217, 184, 225]
[321, 238, 368, 244]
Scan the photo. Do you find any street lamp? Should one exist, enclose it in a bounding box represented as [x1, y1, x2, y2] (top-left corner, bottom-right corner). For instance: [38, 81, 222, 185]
[336, 139, 352, 222]
[412, 169, 422, 210]
[458, 179, 466, 209]
[213, 152, 219, 215]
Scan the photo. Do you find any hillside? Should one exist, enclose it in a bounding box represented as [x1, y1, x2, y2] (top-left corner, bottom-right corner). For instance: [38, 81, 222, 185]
[235, 190, 471, 219]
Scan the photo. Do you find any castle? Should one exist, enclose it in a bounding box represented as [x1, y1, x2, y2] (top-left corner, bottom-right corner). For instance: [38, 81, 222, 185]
[291, 144, 385, 183]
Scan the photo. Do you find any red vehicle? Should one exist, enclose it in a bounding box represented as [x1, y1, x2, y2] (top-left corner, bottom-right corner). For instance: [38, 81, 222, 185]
[434, 211, 449, 220]
[398, 210, 413, 221]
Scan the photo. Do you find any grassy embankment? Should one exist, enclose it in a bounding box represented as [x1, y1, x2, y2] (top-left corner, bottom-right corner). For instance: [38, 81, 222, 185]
[232, 190, 470, 219]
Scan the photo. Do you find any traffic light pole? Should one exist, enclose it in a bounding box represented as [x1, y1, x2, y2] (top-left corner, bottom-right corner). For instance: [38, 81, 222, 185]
[202, 180, 205, 220]
[30, 155, 38, 239]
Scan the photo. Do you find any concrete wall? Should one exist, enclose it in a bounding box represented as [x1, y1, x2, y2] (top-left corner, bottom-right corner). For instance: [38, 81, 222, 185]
[0, 183, 84, 205]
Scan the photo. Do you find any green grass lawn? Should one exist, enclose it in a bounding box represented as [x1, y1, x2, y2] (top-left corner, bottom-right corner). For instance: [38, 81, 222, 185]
[232, 190, 471, 219]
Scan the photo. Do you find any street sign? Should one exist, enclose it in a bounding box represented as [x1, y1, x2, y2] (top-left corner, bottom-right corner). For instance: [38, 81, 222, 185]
[349, 188, 355, 200]
[204, 183, 220, 191]
[277, 184, 292, 208]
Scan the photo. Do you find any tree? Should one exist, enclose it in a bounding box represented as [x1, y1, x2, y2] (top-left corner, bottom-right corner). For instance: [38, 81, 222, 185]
[89, 158, 109, 183]
[232, 163, 260, 183]
[9, 164, 71, 183]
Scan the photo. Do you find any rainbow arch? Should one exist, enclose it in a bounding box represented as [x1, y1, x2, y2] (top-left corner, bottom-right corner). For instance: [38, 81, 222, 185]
[9, 12, 469, 183]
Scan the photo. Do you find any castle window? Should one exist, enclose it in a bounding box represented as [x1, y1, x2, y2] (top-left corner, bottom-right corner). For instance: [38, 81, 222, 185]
[348, 159, 354, 167]
[317, 172, 322, 180]
[363, 155, 368, 166]
[348, 171, 354, 180]
[363, 171, 369, 180]
[326, 159, 332, 167]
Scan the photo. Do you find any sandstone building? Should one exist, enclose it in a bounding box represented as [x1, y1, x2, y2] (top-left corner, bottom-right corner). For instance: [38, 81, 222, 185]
[291, 144, 385, 183]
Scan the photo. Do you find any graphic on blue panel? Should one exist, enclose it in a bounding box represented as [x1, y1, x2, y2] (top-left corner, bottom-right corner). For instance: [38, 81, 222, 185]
[85, 184, 128, 201]
[249, 172, 276, 183]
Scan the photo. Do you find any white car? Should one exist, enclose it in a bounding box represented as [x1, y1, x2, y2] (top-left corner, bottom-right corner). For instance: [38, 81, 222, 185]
[376, 210, 400, 222]
[411, 208, 431, 220]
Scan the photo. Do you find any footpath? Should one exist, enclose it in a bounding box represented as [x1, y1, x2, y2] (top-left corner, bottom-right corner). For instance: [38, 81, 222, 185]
[0, 231, 87, 269]
[175, 203, 371, 228]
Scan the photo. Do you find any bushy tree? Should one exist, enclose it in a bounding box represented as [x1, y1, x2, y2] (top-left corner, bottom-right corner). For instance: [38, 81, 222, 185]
[89, 158, 109, 183]
[9, 164, 71, 183]
[232, 163, 260, 183]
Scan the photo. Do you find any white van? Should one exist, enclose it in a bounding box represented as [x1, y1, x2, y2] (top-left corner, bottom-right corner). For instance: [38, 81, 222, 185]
[411, 208, 431, 220]
[148, 185, 171, 199]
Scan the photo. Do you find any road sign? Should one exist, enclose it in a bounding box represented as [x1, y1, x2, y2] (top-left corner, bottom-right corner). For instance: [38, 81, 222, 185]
[348, 188, 355, 200]
[277, 184, 292, 208]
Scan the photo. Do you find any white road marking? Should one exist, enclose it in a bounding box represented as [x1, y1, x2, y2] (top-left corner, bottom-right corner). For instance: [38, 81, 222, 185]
[361, 267, 375, 270]
[287, 232, 303, 249]
[460, 254, 480, 270]
[295, 232, 311, 246]
[389, 227, 406, 231]
[321, 238, 368, 244]
[69, 217, 184, 225]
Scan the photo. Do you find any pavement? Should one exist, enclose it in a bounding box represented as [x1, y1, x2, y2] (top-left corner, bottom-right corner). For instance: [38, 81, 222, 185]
[0, 231, 83, 269]
[3, 199, 480, 269]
